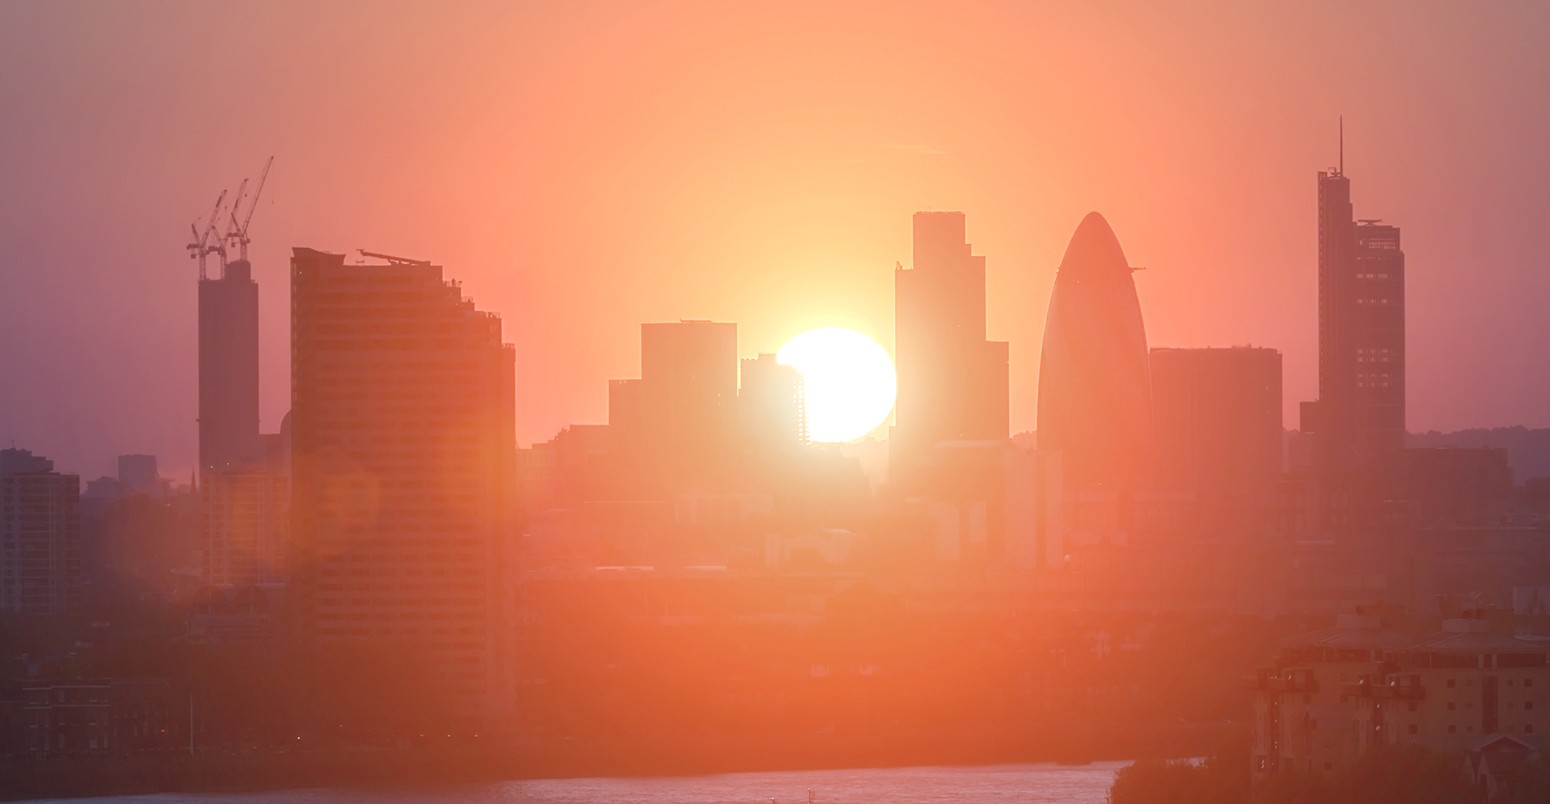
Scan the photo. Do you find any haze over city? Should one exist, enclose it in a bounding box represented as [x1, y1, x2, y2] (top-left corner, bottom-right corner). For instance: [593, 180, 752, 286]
[7, 3, 1550, 803]
[4, 0, 1550, 478]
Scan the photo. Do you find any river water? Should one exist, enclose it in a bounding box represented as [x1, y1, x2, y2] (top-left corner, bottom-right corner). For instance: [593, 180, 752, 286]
[18, 762, 1123, 803]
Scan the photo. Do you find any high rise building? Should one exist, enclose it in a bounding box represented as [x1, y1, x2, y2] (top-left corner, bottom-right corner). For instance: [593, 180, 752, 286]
[201, 467, 288, 587]
[739, 352, 807, 453]
[289, 248, 516, 720]
[1307, 145, 1405, 474]
[609, 320, 739, 492]
[199, 259, 262, 475]
[1036, 212, 1152, 489]
[116, 454, 162, 497]
[892, 212, 1009, 475]
[1150, 347, 1283, 532]
[0, 448, 80, 615]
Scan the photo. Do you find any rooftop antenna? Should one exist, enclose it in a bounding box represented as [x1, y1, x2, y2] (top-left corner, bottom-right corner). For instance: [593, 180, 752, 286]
[1339, 115, 1344, 176]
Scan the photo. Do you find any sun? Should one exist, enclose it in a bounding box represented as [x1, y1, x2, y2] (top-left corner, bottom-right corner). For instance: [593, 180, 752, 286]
[777, 328, 897, 443]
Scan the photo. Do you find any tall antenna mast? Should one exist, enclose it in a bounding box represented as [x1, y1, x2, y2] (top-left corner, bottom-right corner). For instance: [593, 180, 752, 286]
[1338, 115, 1344, 176]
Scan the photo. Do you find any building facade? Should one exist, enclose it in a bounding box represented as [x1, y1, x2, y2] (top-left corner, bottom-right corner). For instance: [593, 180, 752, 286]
[199, 259, 262, 475]
[1150, 346, 1283, 534]
[610, 320, 739, 493]
[1252, 613, 1550, 782]
[1307, 164, 1405, 477]
[892, 212, 1009, 476]
[289, 247, 516, 722]
[200, 467, 288, 586]
[0, 449, 81, 615]
[1036, 212, 1152, 490]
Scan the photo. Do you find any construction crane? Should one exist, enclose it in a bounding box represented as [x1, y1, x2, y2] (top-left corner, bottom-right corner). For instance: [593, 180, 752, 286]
[227, 156, 274, 264]
[223, 175, 249, 252]
[186, 189, 228, 281]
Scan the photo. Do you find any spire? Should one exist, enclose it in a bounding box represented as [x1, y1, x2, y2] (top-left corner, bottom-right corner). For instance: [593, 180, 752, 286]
[1339, 115, 1344, 176]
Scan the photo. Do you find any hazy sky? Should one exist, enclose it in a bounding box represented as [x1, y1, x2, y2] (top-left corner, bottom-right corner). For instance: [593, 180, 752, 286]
[3, 0, 1549, 478]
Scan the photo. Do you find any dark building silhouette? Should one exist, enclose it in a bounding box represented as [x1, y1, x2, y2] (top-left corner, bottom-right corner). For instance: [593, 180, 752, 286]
[115, 454, 161, 496]
[1036, 212, 1152, 489]
[1387, 447, 1512, 526]
[1305, 144, 1405, 475]
[0, 449, 80, 615]
[198, 260, 262, 475]
[289, 248, 515, 720]
[1150, 347, 1283, 533]
[891, 212, 1009, 475]
[609, 320, 739, 492]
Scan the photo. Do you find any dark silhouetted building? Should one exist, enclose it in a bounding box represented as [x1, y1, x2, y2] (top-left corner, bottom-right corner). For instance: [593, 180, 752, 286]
[0, 449, 80, 615]
[290, 248, 515, 720]
[892, 212, 1009, 475]
[1388, 447, 1512, 526]
[199, 259, 261, 475]
[1036, 212, 1152, 489]
[610, 320, 739, 492]
[1305, 156, 1405, 476]
[1150, 346, 1283, 533]
[115, 454, 161, 497]
[0, 677, 187, 756]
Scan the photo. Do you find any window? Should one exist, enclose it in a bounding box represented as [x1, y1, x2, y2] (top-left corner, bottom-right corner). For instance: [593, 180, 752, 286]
[1527, 701, 1535, 711]
[1408, 724, 1418, 735]
[1529, 725, 1537, 734]
[1447, 679, 1456, 688]
[1528, 679, 1536, 688]
[1448, 702, 1456, 711]
[1449, 725, 1457, 734]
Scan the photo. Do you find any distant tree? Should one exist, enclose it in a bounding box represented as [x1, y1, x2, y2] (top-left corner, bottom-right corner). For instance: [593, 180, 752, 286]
[1109, 759, 1205, 804]
[1330, 744, 1476, 804]
[1253, 768, 1330, 804]
[1481, 750, 1550, 804]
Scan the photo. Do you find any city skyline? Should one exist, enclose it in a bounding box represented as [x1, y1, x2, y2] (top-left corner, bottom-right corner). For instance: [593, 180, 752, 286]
[5, 1, 1550, 477]
[7, 4, 1550, 799]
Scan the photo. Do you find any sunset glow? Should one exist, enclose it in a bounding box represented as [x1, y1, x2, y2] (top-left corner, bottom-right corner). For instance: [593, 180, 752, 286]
[5, 2, 1550, 801]
[777, 327, 897, 443]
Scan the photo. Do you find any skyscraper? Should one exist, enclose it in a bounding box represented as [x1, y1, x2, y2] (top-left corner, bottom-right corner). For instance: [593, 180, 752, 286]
[739, 352, 807, 453]
[0, 448, 80, 615]
[198, 259, 262, 474]
[1150, 346, 1283, 532]
[609, 320, 739, 491]
[116, 454, 162, 496]
[289, 248, 516, 720]
[201, 466, 287, 586]
[892, 212, 1009, 474]
[1306, 141, 1405, 475]
[1036, 212, 1152, 489]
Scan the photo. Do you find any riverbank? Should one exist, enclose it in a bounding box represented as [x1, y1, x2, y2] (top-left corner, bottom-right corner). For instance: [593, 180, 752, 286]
[0, 721, 1236, 801]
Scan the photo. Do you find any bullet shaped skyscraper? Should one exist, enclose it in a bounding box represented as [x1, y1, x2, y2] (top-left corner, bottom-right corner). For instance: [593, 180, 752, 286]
[1036, 212, 1152, 489]
[892, 212, 1009, 474]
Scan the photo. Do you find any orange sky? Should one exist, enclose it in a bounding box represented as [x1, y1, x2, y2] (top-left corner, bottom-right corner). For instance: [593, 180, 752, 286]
[2, 0, 1549, 477]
